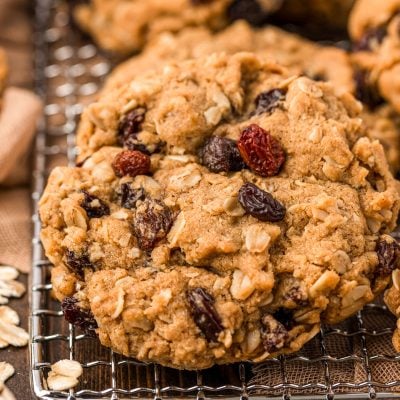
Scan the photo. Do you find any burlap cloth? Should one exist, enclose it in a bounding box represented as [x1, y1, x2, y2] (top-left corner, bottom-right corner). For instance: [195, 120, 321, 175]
[250, 303, 400, 394]
[0, 0, 43, 273]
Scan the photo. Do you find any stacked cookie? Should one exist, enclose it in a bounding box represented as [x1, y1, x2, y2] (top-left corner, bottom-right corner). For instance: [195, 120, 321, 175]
[40, 0, 400, 369]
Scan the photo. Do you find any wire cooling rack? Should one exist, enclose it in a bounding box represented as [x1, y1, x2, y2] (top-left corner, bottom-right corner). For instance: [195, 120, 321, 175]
[30, 0, 400, 399]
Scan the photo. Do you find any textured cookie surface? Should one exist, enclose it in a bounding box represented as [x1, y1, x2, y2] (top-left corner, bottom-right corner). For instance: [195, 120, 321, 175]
[40, 146, 394, 369]
[350, 0, 400, 113]
[77, 52, 399, 233]
[41, 53, 400, 368]
[73, 0, 285, 54]
[361, 105, 400, 175]
[101, 22, 400, 175]
[381, 236, 400, 352]
[102, 22, 355, 95]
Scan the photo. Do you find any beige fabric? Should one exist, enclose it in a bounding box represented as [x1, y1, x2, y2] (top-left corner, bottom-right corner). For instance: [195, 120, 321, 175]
[0, 80, 42, 274]
[0, 0, 43, 274]
[0, 87, 42, 273]
[0, 189, 33, 274]
[0, 88, 42, 186]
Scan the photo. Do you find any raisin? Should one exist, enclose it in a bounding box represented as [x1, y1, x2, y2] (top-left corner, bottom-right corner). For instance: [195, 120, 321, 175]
[81, 190, 110, 218]
[238, 124, 285, 177]
[118, 108, 145, 148]
[199, 136, 245, 173]
[118, 108, 163, 154]
[227, 0, 273, 26]
[354, 69, 384, 110]
[273, 308, 294, 330]
[353, 25, 387, 51]
[112, 150, 151, 178]
[261, 314, 289, 353]
[65, 250, 92, 277]
[376, 239, 400, 276]
[254, 89, 286, 115]
[133, 198, 173, 251]
[61, 296, 98, 337]
[285, 286, 308, 306]
[238, 182, 285, 222]
[187, 287, 224, 342]
[308, 73, 326, 82]
[117, 183, 146, 209]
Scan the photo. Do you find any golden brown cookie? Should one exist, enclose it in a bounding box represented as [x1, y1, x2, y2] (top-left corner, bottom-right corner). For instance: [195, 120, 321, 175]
[101, 22, 400, 175]
[361, 105, 400, 175]
[73, 0, 285, 54]
[40, 53, 400, 368]
[40, 146, 395, 369]
[350, 0, 400, 113]
[77, 52, 399, 233]
[381, 236, 400, 352]
[102, 22, 355, 95]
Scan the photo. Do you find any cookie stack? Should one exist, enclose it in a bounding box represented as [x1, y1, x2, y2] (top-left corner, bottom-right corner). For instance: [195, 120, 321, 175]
[39, 0, 400, 369]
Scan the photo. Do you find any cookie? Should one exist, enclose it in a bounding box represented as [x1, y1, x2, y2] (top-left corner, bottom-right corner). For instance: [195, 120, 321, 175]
[102, 22, 355, 95]
[41, 53, 399, 368]
[101, 22, 400, 175]
[350, 0, 400, 113]
[0, 48, 8, 104]
[73, 0, 283, 54]
[381, 236, 400, 352]
[40, 145, 395, 369]
[77, 52, 399, 233]
[361, 105, 400, 175]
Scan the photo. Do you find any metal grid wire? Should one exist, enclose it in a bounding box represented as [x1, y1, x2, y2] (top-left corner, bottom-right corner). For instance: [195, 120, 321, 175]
[29, 0, 400, 398]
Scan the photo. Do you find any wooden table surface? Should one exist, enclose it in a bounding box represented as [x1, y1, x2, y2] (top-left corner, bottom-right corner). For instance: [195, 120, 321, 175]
[1, 1, 35, 398]
[3, 275, 31, 399]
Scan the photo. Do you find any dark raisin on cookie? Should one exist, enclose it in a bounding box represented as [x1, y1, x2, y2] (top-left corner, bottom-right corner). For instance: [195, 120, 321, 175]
[238, 124, 285, 177]
[307, 72, 326, 82]
[61, 296, 98, 337]
[273, 308, 294, 330]
[285, 286, 308, 307]
[354, 69, 384, 110]
[261, 314, 289, 353]
[118, 108, 145, 147]
[118, 108, 163, 154]
[112, 150, 151, 178]
[199, 136, 245, 173]
[81, 190, 110, 218]
[227, 0, 275, 26]
[353, 25, 387, 51]
[65, 250, 93, 277]
[187, 287, 224, 342]
[133, 198, 173, 251]
[238, 182, 286, 222]
[117, 183, 146, 209]
[254, 89, 286, 115]
[376, 239, 400, 276]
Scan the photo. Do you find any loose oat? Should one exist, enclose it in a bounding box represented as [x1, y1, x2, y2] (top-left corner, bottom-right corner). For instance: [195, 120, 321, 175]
[0, 362, 15, 399]
[47, 359, 83, 391]
[0, 266, 25, 305]
[0, 314, 29, 348]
